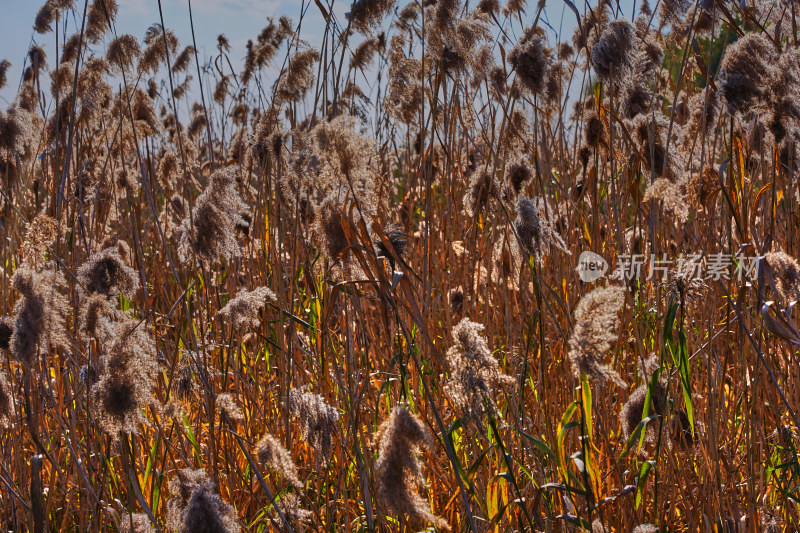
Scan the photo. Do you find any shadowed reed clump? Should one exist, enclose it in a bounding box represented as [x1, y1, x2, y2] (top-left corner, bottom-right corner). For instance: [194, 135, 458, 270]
[620, 380, 667, 444]
[77, 246, 139, 298]
[514, 196, 568, 263]
[463, 171, 497, 218]
[0, 316, 12, 352]
[167, 469, 238, 533]
[218, 286, 276, 329]
[92, 319, 158, 434]
[509, 28, 550, 96]
[183, 484, 239, 533]
[9, 265, 68, 367]
[375, 406, 449, 531]
[255, 433, 302, 487]
[717, 32, 776, 115]
[591, 18, 635, 84]
[567, 286, 626, 387]
[177, 166, 250, 266]
[374, 223, 409, 271]
[505, 160, 532, 197]
[80, 293, 115, 341]
[288, 388, 339, 462]
[312, 196, 352, 263]
[445, 318, 512, 424]
[686, 166, 721, 211]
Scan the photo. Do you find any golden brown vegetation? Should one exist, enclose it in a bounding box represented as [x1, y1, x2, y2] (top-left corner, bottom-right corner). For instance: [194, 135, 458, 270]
[1, 0, 800, 531]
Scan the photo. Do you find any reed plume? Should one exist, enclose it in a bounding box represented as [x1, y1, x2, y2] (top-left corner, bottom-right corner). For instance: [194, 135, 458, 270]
[591, 18, 635, 84]
[514, 196, 568, 263]
[764, 251, 800, 305]
[177, 166, 250, 266]
[288, 388, 339, 462]
[348, 0, 397, 34]
[9, 265, 68, 367]
[0, 370, 13, 427]
[255, 433, 302, 487]
[77, 246, 139, 299]
[445, 318, 512, 424]
[218, 286, 277, 329]
[717, 33, 776, 115]
[119, 513, 153, 533]
[93, 319, 158, 434]
[567, 286, 626, 387]
[375, 406, 449, 531]
[167, 469, 239, 533]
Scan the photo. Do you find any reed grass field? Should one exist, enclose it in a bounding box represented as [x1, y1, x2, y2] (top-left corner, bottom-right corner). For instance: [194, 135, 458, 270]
[1, 0, 800, 530]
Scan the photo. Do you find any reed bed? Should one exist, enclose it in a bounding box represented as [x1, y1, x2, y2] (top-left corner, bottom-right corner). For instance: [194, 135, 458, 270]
[1, 0, 800, 531]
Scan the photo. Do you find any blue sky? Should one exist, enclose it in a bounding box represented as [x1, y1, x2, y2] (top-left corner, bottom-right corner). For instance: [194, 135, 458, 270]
[1, 0, 637, 109]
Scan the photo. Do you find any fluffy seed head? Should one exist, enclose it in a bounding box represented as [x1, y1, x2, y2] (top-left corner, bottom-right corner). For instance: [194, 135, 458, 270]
[93, 319, 158, 435]
[107, 34, 141, 71]
[216, 393, 244, 423]
[167, 469, 238, 533]
[255, 434, 302, 487]
[509, 28, 550, 96]
[177, 166, 249, 266]
[348, 0, 398, 34]
[288, 388, 339, 462]
[9, 266, 68, 367]
[275, 48, 319, 103]
[120, 513, 154, 533]
[445, 318, 513, 424]
[590, 18, 635, 84]
[514, 196, 568, 263]
[182, 483, 239, 533]
[219, 286, 276, 329]
[34, 1, 57, 34]
[273, 493, 312, 529]
[718, 33, 776, 115]
[375, 406, 449, 531]
[77, 246, 139, 299]
[0, 370, 13, 427]
[138, 24, 179, 75]
[764, 251, 800, 305]
[567, 286, 627, 387]
[86, 0, 118, 43]
[642, 178, 689, 222]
